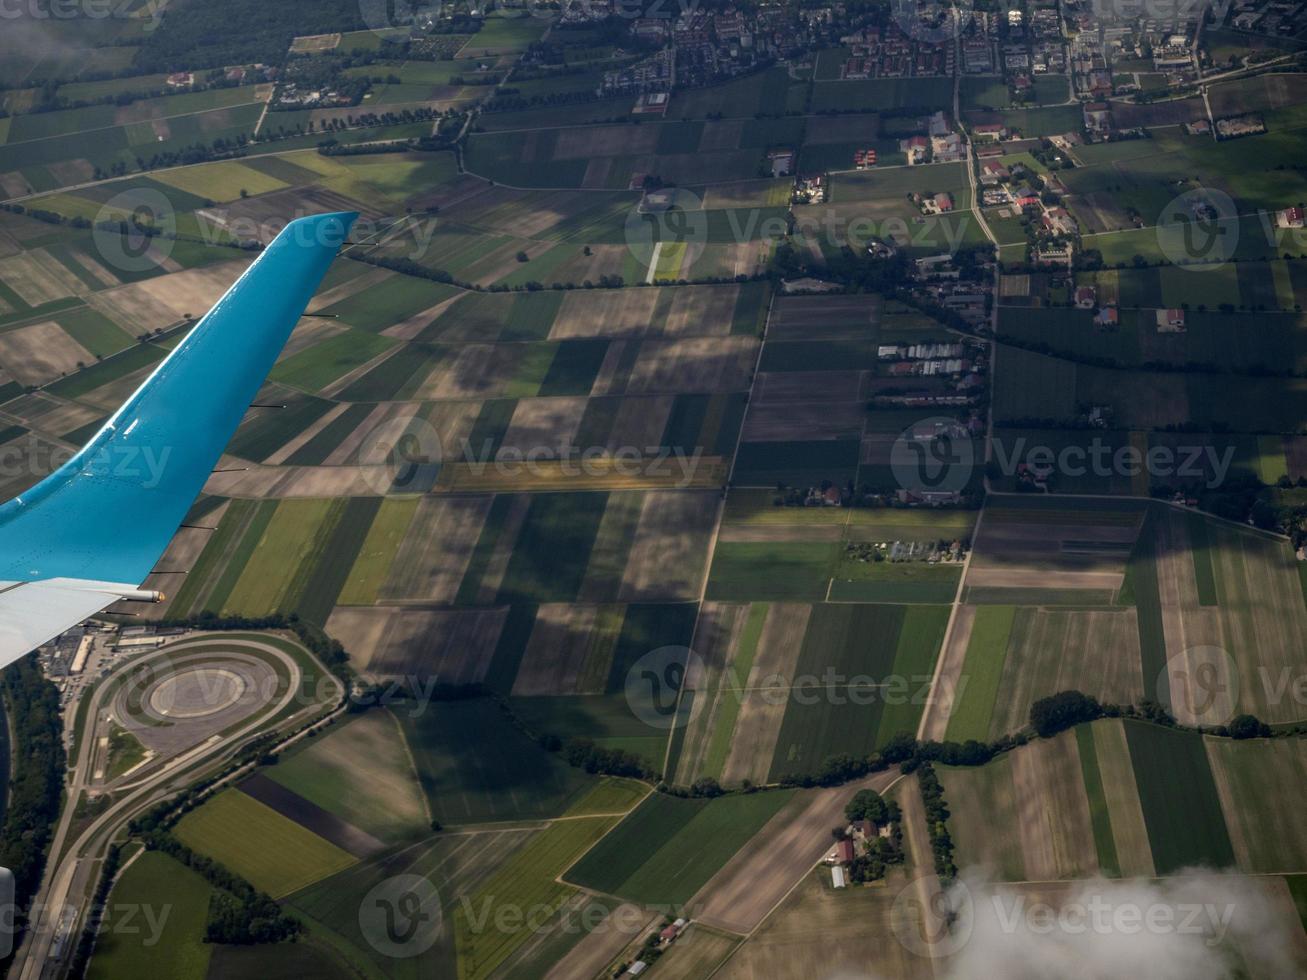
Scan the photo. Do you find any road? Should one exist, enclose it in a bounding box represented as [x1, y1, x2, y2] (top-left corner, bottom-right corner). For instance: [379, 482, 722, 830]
[11, 633, 340, 980]
[913, 13, 1003, 742]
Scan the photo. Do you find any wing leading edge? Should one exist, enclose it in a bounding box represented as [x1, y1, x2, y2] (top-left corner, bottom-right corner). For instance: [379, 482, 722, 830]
[0, 211, 357, 666]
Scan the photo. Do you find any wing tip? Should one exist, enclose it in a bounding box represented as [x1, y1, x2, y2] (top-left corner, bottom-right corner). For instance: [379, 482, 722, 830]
[278, 211, 359, 249]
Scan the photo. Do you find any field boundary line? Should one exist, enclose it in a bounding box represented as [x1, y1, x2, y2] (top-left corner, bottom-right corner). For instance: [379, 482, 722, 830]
[658, 285, 777, 782]
[386, 705, 433, 826]
[985, 490, 1292, 543]
[915, 505, 984, 741]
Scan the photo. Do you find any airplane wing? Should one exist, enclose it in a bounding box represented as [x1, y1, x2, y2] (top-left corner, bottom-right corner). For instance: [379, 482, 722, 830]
[0, 211, 357, 667]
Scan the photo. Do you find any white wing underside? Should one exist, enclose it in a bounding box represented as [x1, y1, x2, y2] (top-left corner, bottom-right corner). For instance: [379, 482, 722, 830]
[0, 579, 142, 661]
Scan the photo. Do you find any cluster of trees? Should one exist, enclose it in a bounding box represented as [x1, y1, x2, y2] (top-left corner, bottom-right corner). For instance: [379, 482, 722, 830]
[848, 824, 904, 884]
[917, 762, 956, 880]
[844, 788, 895, 826]
[318, 132, 456, 157]
[1030, 689, 1279, 742]
[0, 656, 66, 906]
[746, 681, 1297, 806]
[776, 751, 878, 788]
[143, 833, 301, 944]
[559, 737, 656, 779]
[484, 90, 605, 114]
[133, 0, 366, 72]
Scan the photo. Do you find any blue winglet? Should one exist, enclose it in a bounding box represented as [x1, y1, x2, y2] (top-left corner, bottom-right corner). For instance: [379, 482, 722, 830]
[0, 211, 357, 585]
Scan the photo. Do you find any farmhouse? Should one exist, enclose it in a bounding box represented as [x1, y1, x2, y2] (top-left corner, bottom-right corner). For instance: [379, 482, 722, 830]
[658, 919, 687, 944]
[1157, 308, 1186, 332]
[980, 162, 1011, 184]
[794, 174, 825, 204]
[1278, 206, 1305, 229]
[1075, 285, 1096, 309]
[933, 192, 955, 212]
[1041, 207, 1076, 235]
[902, 135, 930, 164]
[1014, 187, 1040, 209]
[826, 839, 856, 864]
[932, 132, 964, 162]
[1083, 102, 1111, 133]
[972, 123, 1007, 141]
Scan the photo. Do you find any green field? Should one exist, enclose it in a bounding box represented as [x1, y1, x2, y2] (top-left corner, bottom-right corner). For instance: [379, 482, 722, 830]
[1206, 737, 1307, 873]
[563, 789, 795, 904]
[87, 851, 216, 980]
[266, 709, 429, 842]
[705, 541, 838, 601]
[174, 788, 356, 898]
[399, 698, 597, 825]
[270, 328, 395, 392]
[1124, 722, 1234, 874]
[336, 497, 417, 604]
[56, 307, 134, 358]
[943, 606, 1015, 742]
[320, 275, 459, 333]
[768, 603, 909, 779]
[454, 815, 617, 980]
[496, 492, 609, 603]
[221, 498, 346, 616]
[1076, 724, 1121, 877]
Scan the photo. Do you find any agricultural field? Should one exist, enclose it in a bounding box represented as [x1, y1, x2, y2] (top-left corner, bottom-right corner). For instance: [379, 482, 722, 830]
[24, 18, 1307, 978]
[939, 719, 1307, 881]
[452, 813, 623, 980]
[715, 775, 937, 979]
[940, 730, 1099, 881]
[86, 851, 216, 980]
[563, 789, 796, 904]
[668, 598, 949, 786]
[397, 697, 602, 825]
[174, 787, 358, 898]
[263, 709, 430, 843]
